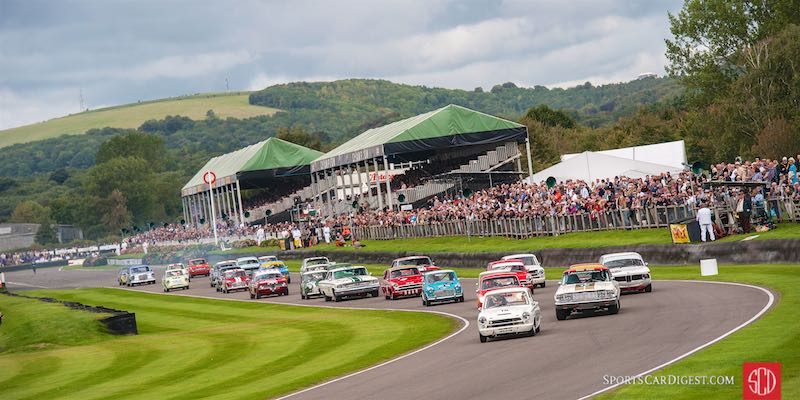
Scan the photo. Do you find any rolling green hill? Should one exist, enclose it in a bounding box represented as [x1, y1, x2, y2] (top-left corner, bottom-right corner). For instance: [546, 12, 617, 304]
[0, 92, 280, 148]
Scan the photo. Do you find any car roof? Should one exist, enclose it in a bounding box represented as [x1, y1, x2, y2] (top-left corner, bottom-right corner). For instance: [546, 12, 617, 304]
[478, 271, 518, 279]
[237, 257, 259, 261]
[489, 259, 524, 266]
[385, 265, 422, 273]
[565, 263, 608, 273]
[599, 252, 643, 261]
[394, 256, 431, 261]
[189, 258, 206, 262]
[304, 256, 328, 261]
[502, 253, 536, 259]
[423, 269, 455, 274]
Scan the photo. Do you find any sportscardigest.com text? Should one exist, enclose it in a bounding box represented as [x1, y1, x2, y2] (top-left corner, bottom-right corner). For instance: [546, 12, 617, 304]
[604, 375, 736, 386]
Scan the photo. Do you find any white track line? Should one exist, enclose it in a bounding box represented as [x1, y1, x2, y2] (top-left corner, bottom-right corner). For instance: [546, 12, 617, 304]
[578, 280, 775, 400]
[5, 281, 50, 288]
[113, 287, 470, 400]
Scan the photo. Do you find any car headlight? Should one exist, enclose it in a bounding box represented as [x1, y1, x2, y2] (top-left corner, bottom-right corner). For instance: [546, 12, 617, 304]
[281, 282, 287, 286]
[478, 316, 487, 326]
[306, 283, 314, 289]
[522, 311, 531, 321]
[426, 287, 434, 293]
[455, 284, 462, 292]
[643, 274, 650, 279]
[392, 283, 399, 289]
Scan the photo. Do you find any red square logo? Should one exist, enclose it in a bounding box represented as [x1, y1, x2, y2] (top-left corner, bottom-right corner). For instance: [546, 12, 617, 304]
[743, 362, 781, 399]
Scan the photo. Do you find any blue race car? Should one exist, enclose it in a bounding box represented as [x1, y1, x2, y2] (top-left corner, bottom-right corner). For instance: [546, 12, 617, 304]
[421, 269, 464, 306]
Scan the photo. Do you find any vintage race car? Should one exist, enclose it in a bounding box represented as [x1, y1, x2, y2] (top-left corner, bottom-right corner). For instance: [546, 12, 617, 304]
[218, 268, 250, 294]
[187, 258, 211, 277]
[502, 253, 546, 288]
[210, 261, 237, 288]
[487, 260, 531, 290]
[421, 269, 464, 306]
[120, 265, 156, 286]
[260, 260, 291, 283]
[236, 257, 261, 275]
[249, 270, 288, 299]
[318, 266, 380, 302]
[162, 268, 189, 292]
[478, 287, 541, 343]
[300, 270, 327, 299]
[166, 263, 190, 280]
[599, 252, 652, 293]
[391, 256, 440, 273]
[381, 266, 423, 300]
[301, 256, 330, 273]
[554, 264, 620, 320]
[476, 271, 521, 309]
[258, 255, 279, 265]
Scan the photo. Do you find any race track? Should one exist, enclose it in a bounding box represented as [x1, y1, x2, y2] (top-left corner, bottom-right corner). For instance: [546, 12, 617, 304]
[4, 266, 773, 399]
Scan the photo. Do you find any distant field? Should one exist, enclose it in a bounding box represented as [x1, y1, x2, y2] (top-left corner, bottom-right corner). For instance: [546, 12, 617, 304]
[0, 92, 280, 148]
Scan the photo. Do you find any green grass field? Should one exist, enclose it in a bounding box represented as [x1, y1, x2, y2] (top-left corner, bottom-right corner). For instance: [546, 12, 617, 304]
[0, 92, 279, 148]
[0, 288, 455, 400]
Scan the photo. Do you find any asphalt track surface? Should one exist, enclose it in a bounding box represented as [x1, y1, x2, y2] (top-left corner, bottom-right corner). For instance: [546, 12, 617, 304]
[5, 266, 773, 399]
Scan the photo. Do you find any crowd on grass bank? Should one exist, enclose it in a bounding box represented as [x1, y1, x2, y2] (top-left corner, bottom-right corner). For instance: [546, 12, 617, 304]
[112, 155, 800, 248]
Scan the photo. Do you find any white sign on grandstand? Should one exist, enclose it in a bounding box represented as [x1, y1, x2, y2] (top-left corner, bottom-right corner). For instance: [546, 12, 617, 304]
[561, 140, 687, 170]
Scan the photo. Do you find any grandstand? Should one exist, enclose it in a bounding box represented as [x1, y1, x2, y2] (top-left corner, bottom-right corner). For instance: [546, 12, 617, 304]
[180, 137, 322, 225]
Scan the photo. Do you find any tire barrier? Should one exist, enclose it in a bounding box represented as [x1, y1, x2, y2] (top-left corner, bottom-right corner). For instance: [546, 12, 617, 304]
[1, 292, 138, 335]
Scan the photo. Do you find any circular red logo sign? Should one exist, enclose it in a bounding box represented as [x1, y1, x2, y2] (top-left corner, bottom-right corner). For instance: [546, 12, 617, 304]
[203, 171, 217, 185]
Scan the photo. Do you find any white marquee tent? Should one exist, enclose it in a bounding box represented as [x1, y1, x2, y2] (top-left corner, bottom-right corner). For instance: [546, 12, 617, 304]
[561, 140, 687, 169]
[527, 151, 684, 184]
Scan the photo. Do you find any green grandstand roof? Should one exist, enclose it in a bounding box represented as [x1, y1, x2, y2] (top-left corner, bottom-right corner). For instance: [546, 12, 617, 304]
[182, 137, 322, 194]
[311, 104, 525, 172]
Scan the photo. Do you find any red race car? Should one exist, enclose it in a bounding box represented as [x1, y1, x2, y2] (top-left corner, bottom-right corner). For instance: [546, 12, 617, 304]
[391, 256, 441, 273]
[249, 270, 288, 299]
[219, 268, 249, 294]
[381, 266, 423, 300]
[476, 271, 521, 309]
[487, 260, 532, 290]
[187, 258, 211, 278]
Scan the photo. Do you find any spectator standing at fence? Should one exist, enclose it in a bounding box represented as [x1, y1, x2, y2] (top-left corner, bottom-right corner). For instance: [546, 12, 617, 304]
[789, 157, 798, 184]
[256, 226, 265, 245]
[323, 225, 331, 243]
[696, 202, 715, 242]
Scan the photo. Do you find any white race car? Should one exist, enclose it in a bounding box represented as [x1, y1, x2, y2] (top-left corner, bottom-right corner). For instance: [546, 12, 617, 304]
[554, 264, 620, 320]
[502, 253, 546, 288]
[478, 287, 541, 343]
[301, 256, 331, 273]
[166, 263, 190, 281]
[599, 252, 652, 293]
[318, 266, 380, 302]
[162, 267, 189, 292]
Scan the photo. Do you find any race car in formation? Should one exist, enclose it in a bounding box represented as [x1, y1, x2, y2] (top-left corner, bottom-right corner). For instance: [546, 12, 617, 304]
[501, 253, 546, 288]
[261, 260, 291, 283]
[554, 264, 620, 320]
[187, 258, 211, 278]
[118, 265, 156, 286]
[301, 256, 330, 273]
[300, 270, 327, 299]
[218, 268, 249, 294]
[318, 265, 380, 302]
[421, 269, 464, 306]
[380, 265, 423, 300]
[478, 287, 541, 343]
[487, 259, 532, 291]
[391, 256, 440, 273]
[249, 269, 288, 299]
[166, 263, 190, 280]
[476, 271, 521, 309]
[599, 252, 652, 293]
[162, 267, 189, 292]
[210, 260, 237, 288]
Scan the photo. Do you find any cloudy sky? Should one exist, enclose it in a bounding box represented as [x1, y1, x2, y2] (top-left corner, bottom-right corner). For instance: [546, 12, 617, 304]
[0, 0, 683, 130]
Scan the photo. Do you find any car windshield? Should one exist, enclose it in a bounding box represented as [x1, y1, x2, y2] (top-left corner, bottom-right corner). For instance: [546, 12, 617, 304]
[515, 256, 537, 266]
[426, 272, 455, 283]
[306, 265, 327, 272]
[333, 268, 368, 279]
[489, 263, 520, 271]
[259, 256, 278, 262]
[563, 270, 610, 284]
[306, 258, 328, 266]
[190, 259, 206, 266]
[483, 291, 529, 309]
[166, 270, 184, 277]
[481, 276, 519, 290]
[255, 272, 282, 280]
[237, 259, 258, 266]
[304, 272, 326, 281]
[398, 258, 431, 266]
[226, 270, 246, 279]
[130, 266, 150, 273]
[390, 268, 419, 278]
[604, 259, 644, 268]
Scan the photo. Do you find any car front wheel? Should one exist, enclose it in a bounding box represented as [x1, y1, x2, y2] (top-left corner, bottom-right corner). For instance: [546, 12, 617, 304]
[644, 284, 652, 293]
[555, 308, 568, 320]
[608, 299, 620, 314]
[479, 333, 488, 343]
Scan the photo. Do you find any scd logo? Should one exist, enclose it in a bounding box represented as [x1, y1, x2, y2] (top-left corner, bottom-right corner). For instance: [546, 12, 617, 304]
[743, 362, 781, 399]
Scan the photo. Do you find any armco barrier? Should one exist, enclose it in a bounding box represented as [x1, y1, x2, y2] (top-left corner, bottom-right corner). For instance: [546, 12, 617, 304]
[204, 238, 800, 269]
[108, 258, 143, 266]
[2, 292, 138, 335]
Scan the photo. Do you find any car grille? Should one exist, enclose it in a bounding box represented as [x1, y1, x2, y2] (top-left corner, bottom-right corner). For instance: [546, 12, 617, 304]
[138, 274, 148, 280]
[435, 289, 455, 297]
[529, 271, 543, 278]
[615, 276, 629, 282]
[489, 318, 523, 327]
[631, 274, 643, 280]
[398, 284, 422, 290]
[232, 282, 245, 287]
[572, 292, 600, 301]
[345, 281, 371, 288]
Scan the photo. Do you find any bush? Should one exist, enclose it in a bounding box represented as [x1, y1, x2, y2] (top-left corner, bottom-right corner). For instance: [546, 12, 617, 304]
[260, 239, 280, 247]
[83, 256, 108, 266]
[232, 239, 258, 249]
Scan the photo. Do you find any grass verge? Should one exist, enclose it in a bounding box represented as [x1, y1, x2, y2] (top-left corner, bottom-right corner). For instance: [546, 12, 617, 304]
[0, 288, 455, 400]
[595, 264, 798, 399]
